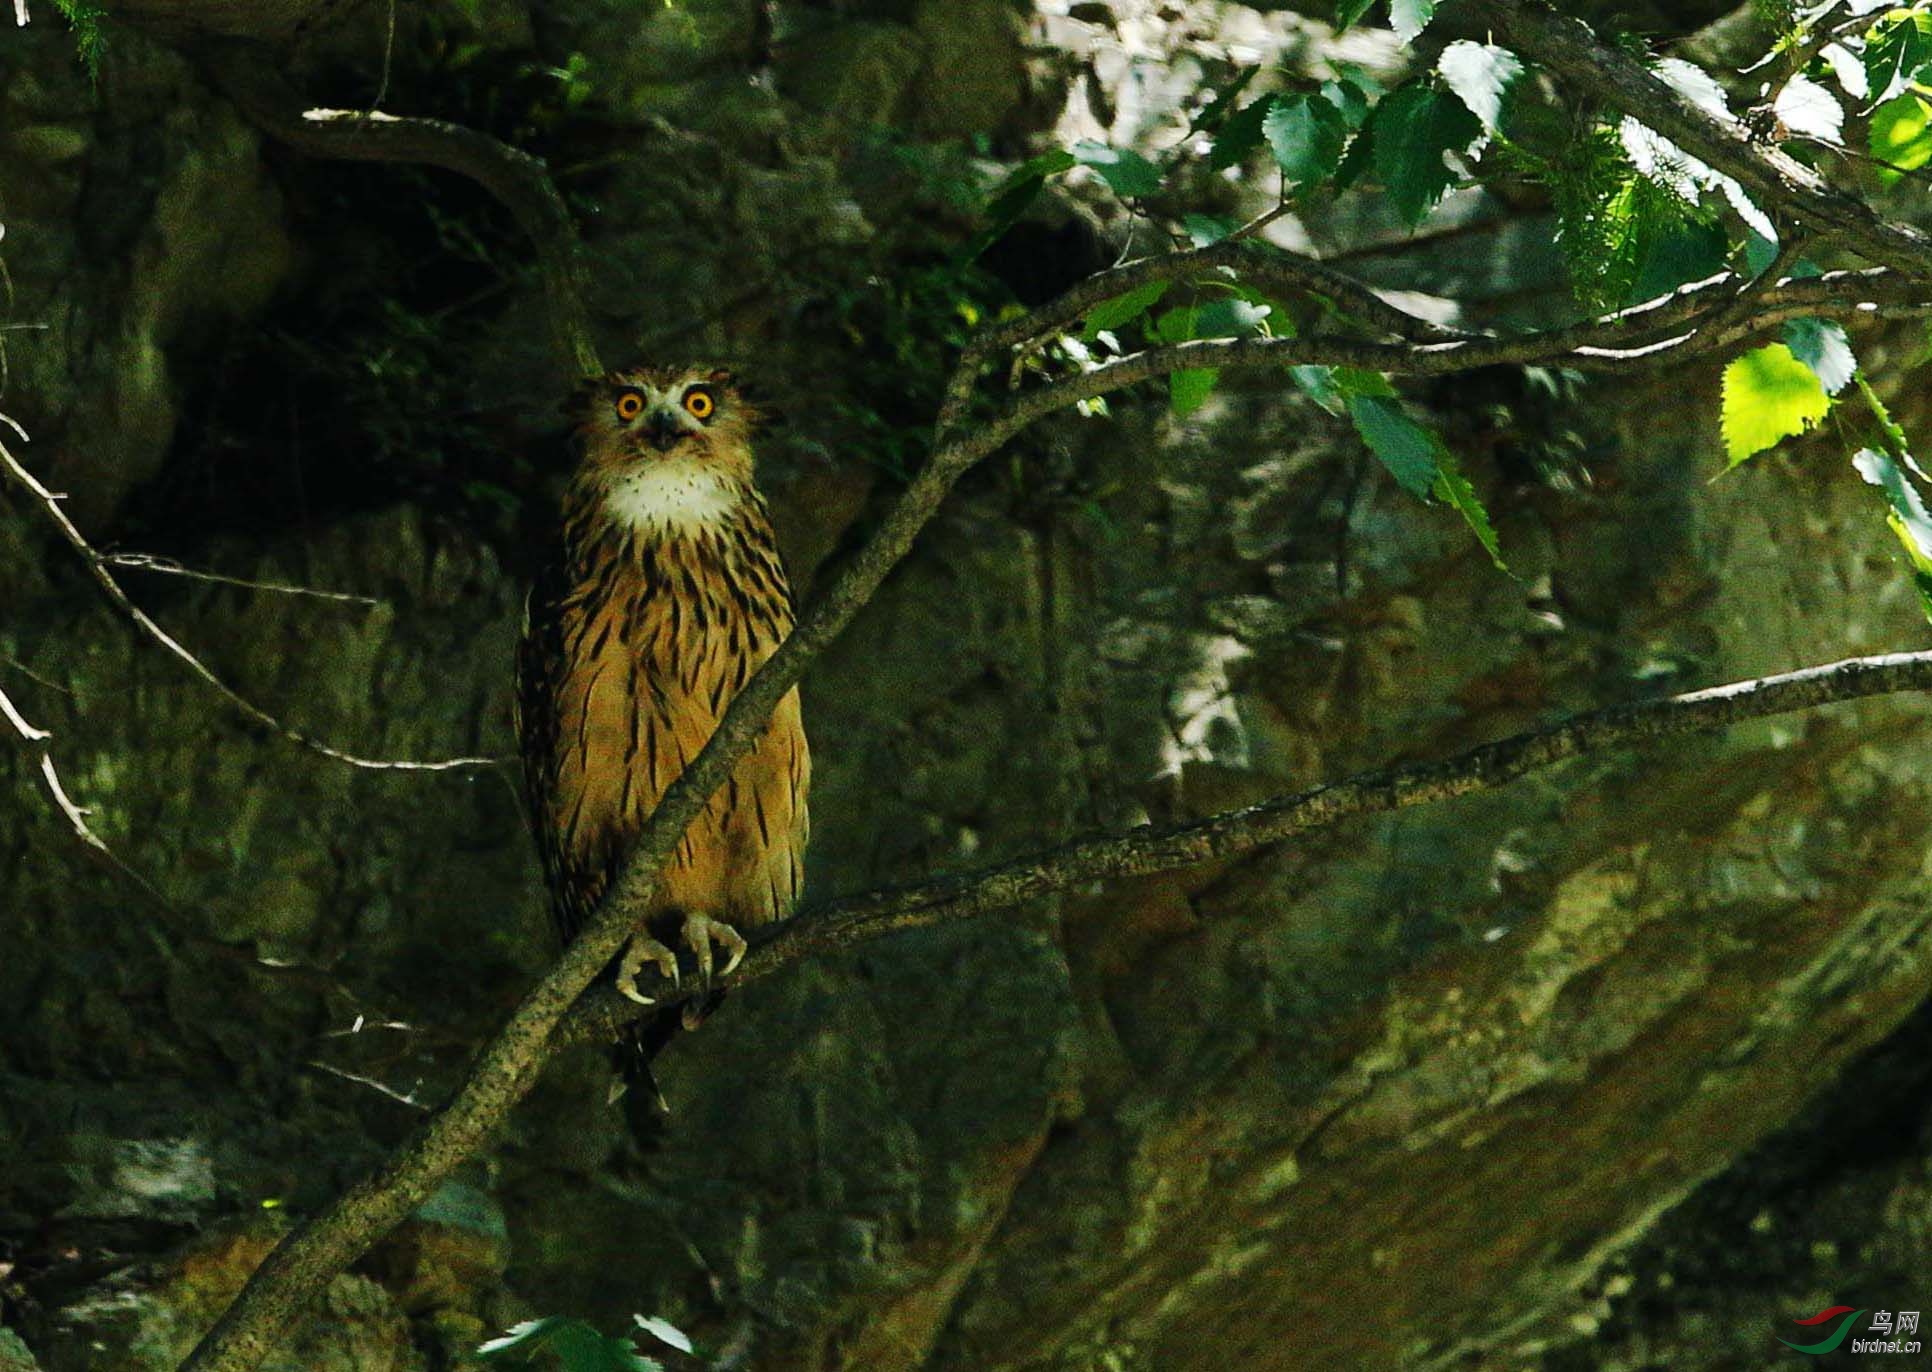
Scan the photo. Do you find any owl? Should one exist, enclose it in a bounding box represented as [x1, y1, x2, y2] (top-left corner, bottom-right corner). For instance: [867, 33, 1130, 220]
[515, 364, 809, 1114]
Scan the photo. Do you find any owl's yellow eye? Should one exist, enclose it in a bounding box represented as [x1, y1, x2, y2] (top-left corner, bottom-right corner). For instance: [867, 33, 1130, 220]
[682, 388, 716, 421]
[614, 390, 645, 421]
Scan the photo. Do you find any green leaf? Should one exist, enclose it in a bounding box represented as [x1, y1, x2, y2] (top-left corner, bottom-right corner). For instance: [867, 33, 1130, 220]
[1348, 393, 1440, 495]
[1438, 41, 1524, 135]
[1854, 446, 1932, 563]
[991, 149, 1077, 196]
[1390, 0, 1436, 43]
[1781, 317, 1856, 395]
[1193, 298, 1271, 337]
[1322, 76, 1371, 129]
[1264, 94, 1349, 188]
[1333, 365, 1397, 397]
[1194, 67, 1259, 134]
[1434, 455, 1508, 571]
[480, 1318, 566, 1358]
[1865, 11, 1932, 107]
[1153, 304, 1198, 344]
[1853, 446, 1932, 619]
[1184, 213, 1234, 246]
[1171, 368, 1219, 416]
[1210, 96, 1277, 170]
[956, 163, 1063, 265]
[1071, 141, 1163, 197]
[1290, 364, 1345, 414]
[1370, 82, 1482, 225]
[1334, 0, 1377, 32]
[1082, 281, 1170, 339]
[1869, 93, 1932, 184]
[1721, 343, 1831, 466]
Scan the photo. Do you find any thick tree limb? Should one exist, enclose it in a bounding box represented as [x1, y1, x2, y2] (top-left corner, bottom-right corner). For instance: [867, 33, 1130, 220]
[1474, 0, 1932, 282]
[561, 649, 1932, 1040]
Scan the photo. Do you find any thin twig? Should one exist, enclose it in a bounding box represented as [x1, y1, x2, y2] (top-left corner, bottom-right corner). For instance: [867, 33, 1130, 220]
[101, 553, 383, 607]
[302, 1060, 428, 1111]
[0, 417, 497, 772]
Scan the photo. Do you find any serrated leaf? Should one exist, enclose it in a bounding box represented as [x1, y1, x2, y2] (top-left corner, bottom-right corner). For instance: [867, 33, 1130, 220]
[1434, 455, 1507, 571]
[1348, 393, 1440, 495]
[1071, 141, 1163, 198]
[479, 1318, 566, 1357]
[1721, 343, 1831, 466]
[1619, 118, 1709, 205]
[1864, 12, 1931, 107]
[1390, 0, 1435, 42]
[1264, 94, 1348, 188]
[1370, 82, 1482, 225]
[1820, 41, 1870, 101]
[1781, 317, 1856, 395]
[1170, 368, 1219, 416]
[1290, 364, 1345, 414]
[1439, 41, 1524, 134]
[1209, 96, 1276, 170]
[1321, 76, 1371, 129]
[1082, 281, 1170, 339]
[1774, 73, 1843, 142]
[1853, 447, 1932, 618]
[1653, 57, 1733, 120]
[633, 1316, 695, 1356]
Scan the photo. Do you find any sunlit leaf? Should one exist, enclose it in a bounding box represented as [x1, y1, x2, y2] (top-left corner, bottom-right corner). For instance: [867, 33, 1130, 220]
[1390, 0, 1435, 42]
[1781, 317, 1856, 395]
[1820, 41, 1870, 102]
[1192, 298, 1271, 337]
[1184, 213, 1234, 246]
[1071, 141, 1163, 198]
[1290, 364, 1345, 414]
[1348, 393, 1439, 495]
[1439, 41, 1524, 135]
[1721, 343, 1831, 466]
[1864, 11, 1932, 107]
[633, 1316, 695, 1356]
[1653, 57, 1733, 119]
[1774, 73, 1843, 143]
[1082, 281, 1170, 340]
[1869, 92, 1932, 183]
[1854, 446, 1932, 562]
[1370, 82, 1482, 225]
[480, 1318, 565, 1357]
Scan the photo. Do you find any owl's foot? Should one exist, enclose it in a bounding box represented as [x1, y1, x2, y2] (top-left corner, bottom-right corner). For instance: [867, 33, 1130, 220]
[681, 911, 748, 984]
[615, 932, 681, 1005]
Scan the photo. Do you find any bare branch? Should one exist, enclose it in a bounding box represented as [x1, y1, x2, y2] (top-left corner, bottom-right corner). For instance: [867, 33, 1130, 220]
[101, 553, 383, 607]
[201, 50, 602, 379]
[0, 417, 499, 772]
[562, 649, 1932, 1039]
[1473, 0, 1932, 282]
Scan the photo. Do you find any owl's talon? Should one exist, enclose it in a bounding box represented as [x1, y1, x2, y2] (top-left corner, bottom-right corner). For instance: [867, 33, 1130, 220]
[617, 932, 681, 1003]
[681, 911, 747, 987]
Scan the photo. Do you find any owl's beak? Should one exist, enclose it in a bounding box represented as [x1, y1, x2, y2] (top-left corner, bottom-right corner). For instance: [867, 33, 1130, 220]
[642, 408, 686, 453]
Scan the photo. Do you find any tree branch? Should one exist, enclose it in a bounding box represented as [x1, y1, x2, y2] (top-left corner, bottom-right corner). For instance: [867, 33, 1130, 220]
[1473, 0, 1932, 282]
[561, 649, 1932, 1039]
[202, 49, 602, 379]
[0, 415, 499, 772]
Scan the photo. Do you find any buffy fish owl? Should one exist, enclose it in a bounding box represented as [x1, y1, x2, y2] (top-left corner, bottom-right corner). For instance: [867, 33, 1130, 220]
[515, 364, 809, 1112]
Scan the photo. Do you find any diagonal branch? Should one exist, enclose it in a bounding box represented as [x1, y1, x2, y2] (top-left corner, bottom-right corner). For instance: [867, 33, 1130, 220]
[562, 649, 1932, 1041]
[0, 416, 500, 773]
[1473, 0, 1932, 282]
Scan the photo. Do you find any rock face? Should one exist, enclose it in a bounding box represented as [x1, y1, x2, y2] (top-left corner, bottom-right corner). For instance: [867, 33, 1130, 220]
[4, 3, 1932, 1371]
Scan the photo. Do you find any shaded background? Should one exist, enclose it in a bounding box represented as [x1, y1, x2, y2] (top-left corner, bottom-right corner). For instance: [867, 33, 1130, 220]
[3, 1, 1932, 1368]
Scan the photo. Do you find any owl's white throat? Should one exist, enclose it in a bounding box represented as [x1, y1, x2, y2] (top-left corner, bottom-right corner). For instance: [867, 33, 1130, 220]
[602, 460, 739, 536]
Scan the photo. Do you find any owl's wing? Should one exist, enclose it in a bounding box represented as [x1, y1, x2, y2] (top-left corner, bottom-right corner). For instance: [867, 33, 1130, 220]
[514, 544, 574, 922]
